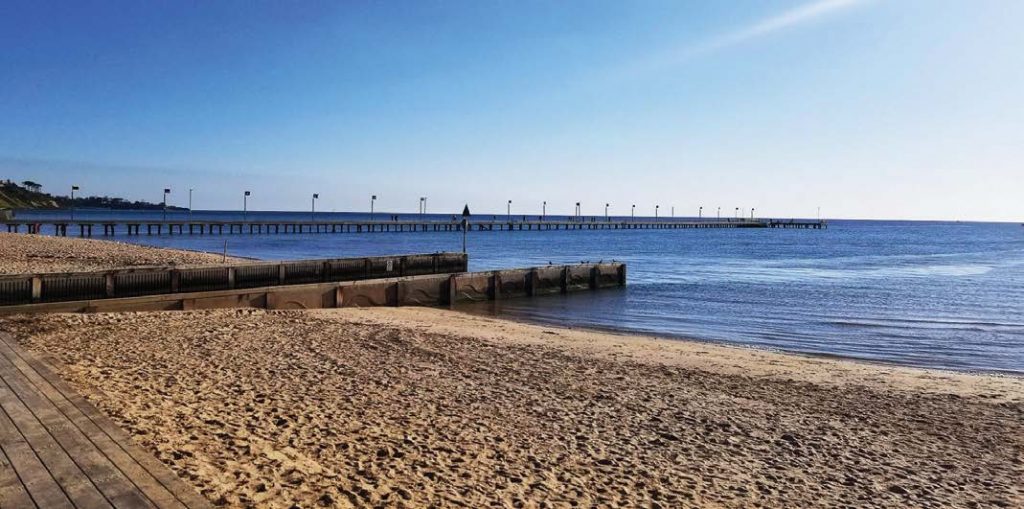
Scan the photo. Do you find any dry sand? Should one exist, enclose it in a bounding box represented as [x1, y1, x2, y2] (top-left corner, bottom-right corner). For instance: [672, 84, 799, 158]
[0, 232, 240, 274]
[2, 307, 1022, 508]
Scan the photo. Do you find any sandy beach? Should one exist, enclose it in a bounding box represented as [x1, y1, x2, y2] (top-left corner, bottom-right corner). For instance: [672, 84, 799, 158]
[2, 307, 1021, 508]
[0, 231, 240, 274]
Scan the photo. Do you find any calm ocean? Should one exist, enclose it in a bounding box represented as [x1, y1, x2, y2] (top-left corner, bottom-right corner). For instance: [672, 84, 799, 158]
[15, 209, 1024, 374]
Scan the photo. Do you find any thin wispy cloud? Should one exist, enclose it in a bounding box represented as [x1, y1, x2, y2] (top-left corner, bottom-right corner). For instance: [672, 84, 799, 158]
[610, 0, 870, 81]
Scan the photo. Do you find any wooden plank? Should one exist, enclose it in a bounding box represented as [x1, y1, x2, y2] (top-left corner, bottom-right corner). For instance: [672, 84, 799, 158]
[0, 335, 210, 509]
[0, 342, 182, 509]
[0, 361, 112, 508]
[0, 393, 75, 509]
[0, 438, 38, 509]
[0, 352, 154, 508]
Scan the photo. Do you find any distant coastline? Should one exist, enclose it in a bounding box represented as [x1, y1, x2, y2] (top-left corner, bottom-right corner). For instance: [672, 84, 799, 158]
[0, 179, 186, 211]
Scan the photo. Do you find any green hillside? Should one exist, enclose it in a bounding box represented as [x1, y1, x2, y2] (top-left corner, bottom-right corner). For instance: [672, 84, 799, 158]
[0, 180, 59, 209]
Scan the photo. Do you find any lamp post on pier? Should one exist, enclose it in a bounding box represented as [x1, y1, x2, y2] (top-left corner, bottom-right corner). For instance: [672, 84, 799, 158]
[699, 206, 703, 219]
[162, 188, 170, 222]
[605, 203, 609, 220]
[311, 193, 319, 222]
[717, 206, 720, 220]
[243, 191, 251, 221]
[371, 195, 377, 220]
[750, 208, 755, 220]
[575, 202, 581, 221]
[735, 207, 739, 219]
[542, 201, 546, 221]
[507, 200, 512, 222]
[70, 185, 79, 221]
[655, 205, 659, 219]
[671, 206, 674, 218]
[188, 188, 193, 223]
[631, 204, 635, 221]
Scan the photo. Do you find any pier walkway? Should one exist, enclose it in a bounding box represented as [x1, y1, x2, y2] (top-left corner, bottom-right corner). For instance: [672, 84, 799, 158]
[0, 332, 211, 508]
[3, 218, 826, 236]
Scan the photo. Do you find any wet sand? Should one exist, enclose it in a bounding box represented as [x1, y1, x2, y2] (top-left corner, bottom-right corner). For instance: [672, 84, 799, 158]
[2, 307, 1022, 508]
[0, 232, 240, 274]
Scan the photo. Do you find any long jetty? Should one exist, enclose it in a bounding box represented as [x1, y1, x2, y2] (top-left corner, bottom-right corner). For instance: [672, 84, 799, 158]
[2, 218, 825, 236]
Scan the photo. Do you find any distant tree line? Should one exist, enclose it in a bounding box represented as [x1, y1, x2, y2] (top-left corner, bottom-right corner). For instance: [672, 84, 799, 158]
[0, 180, 186, 210]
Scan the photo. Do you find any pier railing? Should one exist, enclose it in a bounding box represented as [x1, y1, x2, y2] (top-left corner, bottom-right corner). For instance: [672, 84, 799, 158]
[0, 252, 467, 306]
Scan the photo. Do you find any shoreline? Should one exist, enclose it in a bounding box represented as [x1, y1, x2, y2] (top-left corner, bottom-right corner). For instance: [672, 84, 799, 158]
[473, 310, 1024, 379]
[397, 307, 1024, 404]
[460, 301, 1024, 376]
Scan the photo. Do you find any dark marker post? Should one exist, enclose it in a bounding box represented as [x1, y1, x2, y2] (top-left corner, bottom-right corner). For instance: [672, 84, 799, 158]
[461, 204, 471, 254]
[371, 195, 377, 220]
[312, 193, 319, 222]
[244, 190, 251, 221]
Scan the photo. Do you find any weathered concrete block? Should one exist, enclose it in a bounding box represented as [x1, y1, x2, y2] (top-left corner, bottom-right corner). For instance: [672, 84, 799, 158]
[453, 273, 492, 302]
[567, 265, 593, 291]
[397, 277, 446, 306]
[267, 286, 335, 310]
[532, 266, 564, 295]
[339, 280, 396, 307]
[496, 269, 530, 299]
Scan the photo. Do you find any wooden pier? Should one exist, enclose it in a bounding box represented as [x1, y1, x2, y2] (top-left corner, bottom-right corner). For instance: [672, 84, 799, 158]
[2, 218, 826, 237]
[0, 332, 211, 508]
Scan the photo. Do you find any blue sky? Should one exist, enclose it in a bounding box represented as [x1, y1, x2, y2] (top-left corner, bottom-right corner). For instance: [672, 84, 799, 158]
[1, 0, 1021, 220]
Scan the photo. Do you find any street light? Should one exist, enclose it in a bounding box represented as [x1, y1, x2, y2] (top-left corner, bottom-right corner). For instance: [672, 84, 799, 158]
[575, 202, 581, 221]
[655, 204, 659, 219]
[717, 206, 721, 220]
[312, 193, 319, 222]
[631, 204, 635, 221]
[70, 185, 79, 221]
[605, 203, 609, 220]
[542, 200, 546, 221]
[419, 197, 427, 216]
[244, 191, 251, 221]
[750, 208, 755, 220]
[699, 206, 703, 219]
[671, 206, 674, 218]
[162, 188, 170, 222]
[371, 195, 377, 220]
[735, 207, 739, 219]
[188, 188, 193, 223]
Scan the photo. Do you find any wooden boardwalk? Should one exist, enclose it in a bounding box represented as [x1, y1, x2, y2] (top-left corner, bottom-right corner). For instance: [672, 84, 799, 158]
[0, 332, 211, 508]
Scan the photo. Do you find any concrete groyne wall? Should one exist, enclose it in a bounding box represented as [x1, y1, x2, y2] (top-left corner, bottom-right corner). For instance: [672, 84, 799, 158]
[0, 252, 467, 306]
[0, 262, 626, 315]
